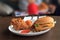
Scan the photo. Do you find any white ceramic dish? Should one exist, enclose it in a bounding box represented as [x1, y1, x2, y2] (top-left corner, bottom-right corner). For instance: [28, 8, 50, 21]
[8, 16, 56, 36]
[8, 25, 50, 36]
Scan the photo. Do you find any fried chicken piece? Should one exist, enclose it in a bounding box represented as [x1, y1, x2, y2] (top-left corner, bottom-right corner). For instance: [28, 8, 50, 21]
[11, 18, 29, 30]
[25, 20, 33, 27]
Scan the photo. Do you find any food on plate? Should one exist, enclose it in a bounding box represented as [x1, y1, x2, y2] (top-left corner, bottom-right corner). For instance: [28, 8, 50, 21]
[11, 18, 32, 30]
[11, 18, 28, 30]
[25, 20, 32, 27]
[33, 16, 55, 31]
[20, 30, 30, 34]
[10, 16, 56, 32]
[38, 2, 48, 10]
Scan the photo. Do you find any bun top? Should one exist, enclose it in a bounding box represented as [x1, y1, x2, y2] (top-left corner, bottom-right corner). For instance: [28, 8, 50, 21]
[35, 16, 54, 24]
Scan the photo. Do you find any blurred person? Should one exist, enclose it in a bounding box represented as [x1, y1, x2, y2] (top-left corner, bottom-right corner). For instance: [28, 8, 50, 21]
[43, 0, 51, 4]
[45, 0, 60, 15]
[51, 0, 60, 15]
[19, 0, 43, 11]
[1, 0, 19, 10]
[19, 0, 28, 11]
[36, 0, 43, 5]
[44, 0, 56, 14]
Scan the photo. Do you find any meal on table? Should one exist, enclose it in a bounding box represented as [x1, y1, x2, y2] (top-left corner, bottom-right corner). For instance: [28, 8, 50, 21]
[10, 16, 56, 32]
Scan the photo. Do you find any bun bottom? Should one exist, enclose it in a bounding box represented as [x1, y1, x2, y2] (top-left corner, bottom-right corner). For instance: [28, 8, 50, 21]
[34, 23, 55, 32]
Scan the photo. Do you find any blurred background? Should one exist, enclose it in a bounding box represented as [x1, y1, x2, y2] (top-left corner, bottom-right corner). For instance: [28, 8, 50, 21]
[0, 0, 60, 16]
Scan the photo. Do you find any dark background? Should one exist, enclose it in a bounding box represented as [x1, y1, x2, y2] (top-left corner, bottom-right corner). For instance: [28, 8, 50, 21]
[0, 0, 19, 10]
[0, 0, 60, 16]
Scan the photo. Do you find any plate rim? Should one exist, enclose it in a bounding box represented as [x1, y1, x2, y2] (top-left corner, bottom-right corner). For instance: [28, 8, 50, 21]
[8, 25, 51, 36]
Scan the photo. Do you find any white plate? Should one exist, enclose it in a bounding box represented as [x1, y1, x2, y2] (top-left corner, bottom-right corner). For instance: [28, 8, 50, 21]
[8, 25, 50, 36]
[8, 16, 54, 36]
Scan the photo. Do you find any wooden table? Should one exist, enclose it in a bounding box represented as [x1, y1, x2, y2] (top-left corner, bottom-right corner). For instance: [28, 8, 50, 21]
[0, 16, 60, 40]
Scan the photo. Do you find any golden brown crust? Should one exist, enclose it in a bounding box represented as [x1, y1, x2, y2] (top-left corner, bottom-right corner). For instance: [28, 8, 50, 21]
[25, 20, 33, 27]
[35, 16, 54, 24]
[11, 18, 29, 30]
[33, 16, 55, 31]
[10, 16, 55, 32]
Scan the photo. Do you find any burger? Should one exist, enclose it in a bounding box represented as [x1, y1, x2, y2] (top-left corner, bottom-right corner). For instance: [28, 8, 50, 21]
[33, 16, 56, 31]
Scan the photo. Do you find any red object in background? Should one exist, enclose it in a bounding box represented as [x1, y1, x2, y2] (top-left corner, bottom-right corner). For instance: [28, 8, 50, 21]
[28, 3, 38, 15]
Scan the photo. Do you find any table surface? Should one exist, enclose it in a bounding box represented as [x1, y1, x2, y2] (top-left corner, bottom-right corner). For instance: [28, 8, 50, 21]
[0, 16, 60, 40]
